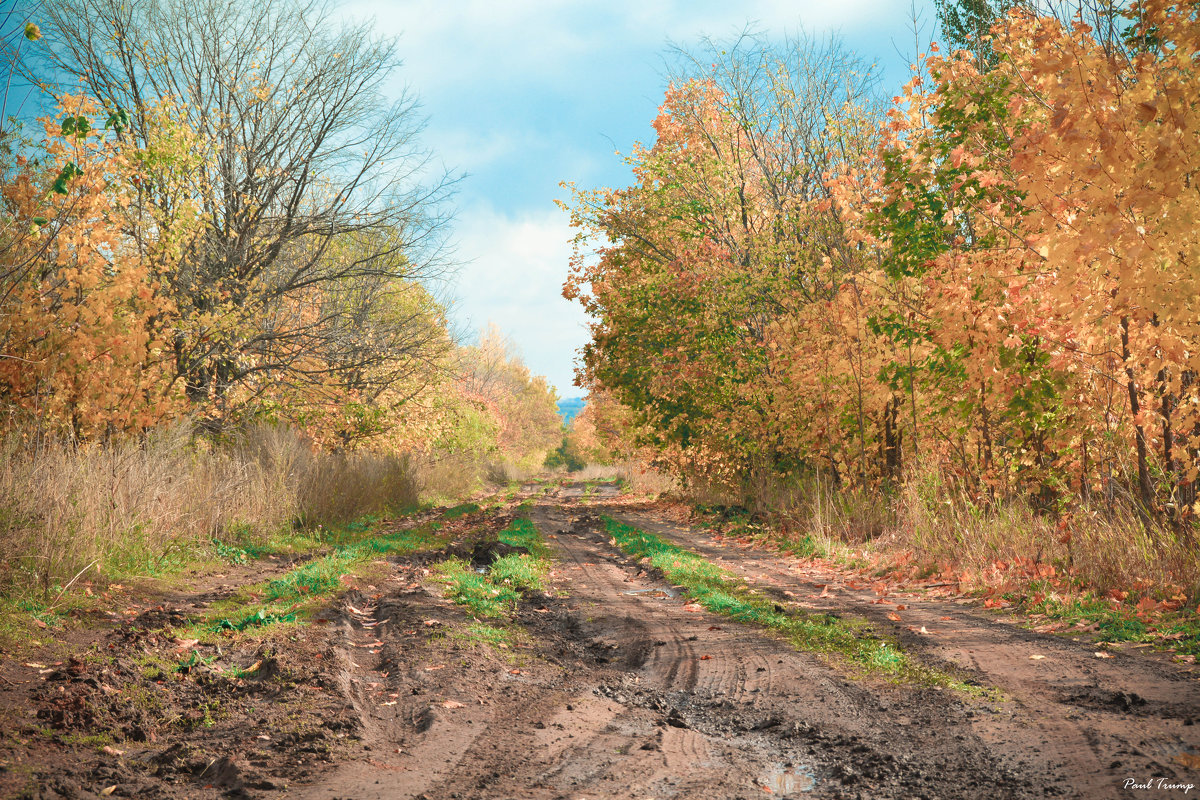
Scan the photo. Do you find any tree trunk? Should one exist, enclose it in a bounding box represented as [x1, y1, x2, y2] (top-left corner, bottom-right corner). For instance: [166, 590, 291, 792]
[1122, 316, 1155, 516]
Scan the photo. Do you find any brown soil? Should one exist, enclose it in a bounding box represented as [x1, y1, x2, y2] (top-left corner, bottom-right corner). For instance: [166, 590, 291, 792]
[2, 484, 1199, 799]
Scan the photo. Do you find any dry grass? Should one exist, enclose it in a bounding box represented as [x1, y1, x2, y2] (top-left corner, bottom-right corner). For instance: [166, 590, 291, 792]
[0, 424, 419, 599]
[888, 467, 1200, 599]
[611, 461, 678, 495]
[704, 463, 1199, 602]
[409, 451, 533, 502]
[571, 464, 621, 481]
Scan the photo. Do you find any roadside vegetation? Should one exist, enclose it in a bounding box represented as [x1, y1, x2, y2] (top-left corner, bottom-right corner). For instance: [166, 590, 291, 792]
[0, 0, 563, 628]
[562, 1, 1200, 631]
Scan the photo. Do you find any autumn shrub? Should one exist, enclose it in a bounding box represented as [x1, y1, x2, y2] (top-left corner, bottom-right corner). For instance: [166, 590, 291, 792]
[611, 461, 678, 496]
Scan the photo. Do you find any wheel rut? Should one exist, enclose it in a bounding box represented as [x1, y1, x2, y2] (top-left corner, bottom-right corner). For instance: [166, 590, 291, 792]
[606, 505, 1200, 799]
[289, 493, 1172, 799]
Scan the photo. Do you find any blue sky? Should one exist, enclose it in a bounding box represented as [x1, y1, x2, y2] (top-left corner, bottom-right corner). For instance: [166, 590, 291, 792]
[342, 0, 942, 397]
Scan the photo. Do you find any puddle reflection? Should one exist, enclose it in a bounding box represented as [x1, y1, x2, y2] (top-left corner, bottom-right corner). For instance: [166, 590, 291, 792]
[760, 764, 816, 796]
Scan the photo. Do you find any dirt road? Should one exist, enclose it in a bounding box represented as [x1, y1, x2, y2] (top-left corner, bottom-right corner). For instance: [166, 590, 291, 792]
[3, 482, 1199, 799]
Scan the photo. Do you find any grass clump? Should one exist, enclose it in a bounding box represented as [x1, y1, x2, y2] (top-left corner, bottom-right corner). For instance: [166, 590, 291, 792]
[453, 622, 520, 649]
[431, 516, 552, 618]
[443, 503, 481, 520]
[498, 517, 551, 558]
[211, 538, 268, 565]
[601, 515, 948, 683]
[489, 553, 546, 591]
[431, 559, 521, 618]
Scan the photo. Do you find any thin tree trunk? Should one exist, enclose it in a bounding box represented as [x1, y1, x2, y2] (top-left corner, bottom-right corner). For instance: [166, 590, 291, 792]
[1122, 316, 1154, 515]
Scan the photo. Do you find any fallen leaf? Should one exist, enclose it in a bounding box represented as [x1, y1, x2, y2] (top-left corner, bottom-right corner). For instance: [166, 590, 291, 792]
[918, 626, 930, 635]
[1175, 752, 1200, 770]
[423, 620, 441, 627]
[895, 605, 907, 611]
[699, 655, 712, 660]
[441, 700, 466, 709]
[172, 638, 200, 651]
[939, 616, 953, 621]
[509, 669, 521, 675]
[818, 584, 830, 598]
[424, 664, 446, 671]
[707, 625, 723, 631]
[1029, 654, 1046, 660]
[101, 745, 124, 756]
[100, 788, 117, 797]
[887, 612, 902, 622]
[381, 701, 397, 707]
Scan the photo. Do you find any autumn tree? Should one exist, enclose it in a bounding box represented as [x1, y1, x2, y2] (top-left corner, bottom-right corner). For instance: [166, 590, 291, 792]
[33, 0, 456, 424]
[0, 95, 195, 436]
[457, 325, 561, 468]
[564, 33, 883, 491]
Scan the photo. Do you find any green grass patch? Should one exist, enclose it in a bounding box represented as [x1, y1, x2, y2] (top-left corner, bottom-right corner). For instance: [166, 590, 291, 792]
[431, 559, 521, 618]
[498, 517, 551, 558]
[601, 515, 953, 684]
[488, 554, 546, 591]
[211, 538, 269, 565]
[430, 516, 552, 618]
[1021, 592, 1200, 655]
[443, 503, 481, 520]
[204, 519, 453, 636]
[453, 622, 520, 649]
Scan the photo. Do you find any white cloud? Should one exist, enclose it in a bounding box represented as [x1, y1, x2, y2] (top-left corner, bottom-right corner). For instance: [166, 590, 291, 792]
[446, 202, 590, 395]
[345, 0, 907, 93]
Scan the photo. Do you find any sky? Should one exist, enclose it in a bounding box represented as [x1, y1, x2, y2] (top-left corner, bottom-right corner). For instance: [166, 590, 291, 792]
[339, 0, 941, 398]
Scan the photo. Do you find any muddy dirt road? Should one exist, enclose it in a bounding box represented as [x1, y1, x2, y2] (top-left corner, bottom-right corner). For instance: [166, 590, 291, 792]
[3, 482, 1199, 799]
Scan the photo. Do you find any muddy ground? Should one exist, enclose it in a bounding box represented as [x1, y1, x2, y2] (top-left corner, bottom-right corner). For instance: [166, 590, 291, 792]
[2, 482, 1199, 799]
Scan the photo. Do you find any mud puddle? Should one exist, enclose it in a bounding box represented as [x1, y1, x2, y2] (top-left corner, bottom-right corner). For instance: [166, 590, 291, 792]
[760, 763, 818, 795]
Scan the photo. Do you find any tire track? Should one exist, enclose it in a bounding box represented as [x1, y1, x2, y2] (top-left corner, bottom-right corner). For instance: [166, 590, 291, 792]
[609, 506, 1200, 798]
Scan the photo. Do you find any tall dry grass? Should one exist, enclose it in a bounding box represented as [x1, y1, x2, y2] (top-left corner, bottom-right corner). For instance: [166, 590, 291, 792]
[743, 464, 1200, 600]
[0, 424, 419, 599]
[887, 466, 1200, 598]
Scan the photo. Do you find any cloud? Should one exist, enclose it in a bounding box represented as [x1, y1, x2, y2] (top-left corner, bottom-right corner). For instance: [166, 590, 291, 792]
[345, 0, 907, 94]
[446, 202, 589, 395]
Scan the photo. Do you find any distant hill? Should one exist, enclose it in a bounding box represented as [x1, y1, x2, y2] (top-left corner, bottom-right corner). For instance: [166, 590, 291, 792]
[557, 397, 586, 424]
